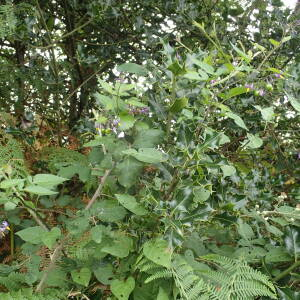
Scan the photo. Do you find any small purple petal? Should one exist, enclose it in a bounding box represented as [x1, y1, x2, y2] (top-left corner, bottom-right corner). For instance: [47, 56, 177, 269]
[259, 89, 265, 96]
[274, 73, 281, 78]
[245, 83, 254, 90]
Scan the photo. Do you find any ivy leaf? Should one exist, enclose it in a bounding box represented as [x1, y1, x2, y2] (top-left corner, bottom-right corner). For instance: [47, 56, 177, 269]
[143, 238, 172, 268]
[71, 267, 91, 287]
[227, 112, 248, 130]
[33, 174, 68, 188]
[116, 194, 148, 216]
[16, 226, 47, 244]
[111, 277, 135, 300]
[41, 227, 61, 249]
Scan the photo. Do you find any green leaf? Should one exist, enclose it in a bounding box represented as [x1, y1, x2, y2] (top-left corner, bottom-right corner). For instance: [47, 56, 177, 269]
[191, 59, 214, 74]
[266, 223, 283, 237]
[281, 36, 291, 43]
[170, 97, 188, 113]
[285, 227, 300, 260]
[71, 267, 91, 287]
[23, 185, 58, 196]
[287, 94, 300, 113]
[167, 61, 187, 76]
[111, 277, 135, 300]
[119, 113, 135, 130]
[91, 225, 106, 243]
[117, 63, 147, 76]
[269, 39, 280, 47]
[265, 247, 292, 263]
[193, 186, 211, 203]
[254, 105, 274, 122]
[116, 157, 144, 188]
[101, 232, 133, 258]
[227, 112, 248, 130]
[93, 200, 127, 222]
[115, 194, 148, 216]
[238, 219, 255, 240]
[0, 179, 24, 189]
[41, 227, 61, 249]
[83, 137, 104, 147]
[133, 129, 164, 148]
[16, 226, 47, 244]
[94, 263, 115, 285]
[143, 238, 172, 268]
[222, 86, 248, 100]
[124, 148, 168, 164]
[33, 174, 68, 187]
[230, 42, 252, 62]
[221, 165, 236, 177]
[157, 286, 170, 300]
[246, 134, 263, 149]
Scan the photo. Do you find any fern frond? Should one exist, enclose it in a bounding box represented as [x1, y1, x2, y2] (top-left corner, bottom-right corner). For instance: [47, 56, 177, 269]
[0, 288, 66, 300]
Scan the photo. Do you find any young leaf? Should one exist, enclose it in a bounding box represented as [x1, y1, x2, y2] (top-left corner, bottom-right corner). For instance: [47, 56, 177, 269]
[127, 148, 168, 164]
[33, 174, 68, 187]
[23, 185, 58, 196]
[143, 238, 172, 268]
[115, 194, 148, 216]
[117, 63, 147, 76]
[0, 178, 24, 189]
[170, 97, 188, 113]
[71, 267, 91, 287]
[41, 227, 61, 249]
[221, 165, 236, 177]
[111, 277, 135, 300]
[287, 94, 300, 113]
[246, 134, 263, 149]
[16, 226, 47, 244]
[227, 112, 248, 130]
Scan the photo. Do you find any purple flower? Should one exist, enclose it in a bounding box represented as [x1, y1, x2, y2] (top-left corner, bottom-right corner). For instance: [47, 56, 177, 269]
[245, 83, 254, 90]
[0, 221, 9, 235]
[112, 118, 120, 126]
[210, 79, 217, 84]
[259, 89, 265, 96]
[274, 73, 282, 78]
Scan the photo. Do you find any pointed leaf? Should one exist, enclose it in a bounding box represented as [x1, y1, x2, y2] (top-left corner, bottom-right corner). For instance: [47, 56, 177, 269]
[111, 277, 135, 300]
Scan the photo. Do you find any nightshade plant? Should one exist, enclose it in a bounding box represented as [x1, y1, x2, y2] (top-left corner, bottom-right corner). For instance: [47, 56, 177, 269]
[0, 15, 300, 300]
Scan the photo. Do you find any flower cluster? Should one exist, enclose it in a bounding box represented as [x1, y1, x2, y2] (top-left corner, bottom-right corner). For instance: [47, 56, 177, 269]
[0, 221, 10, 237]
[129, 106, 150, 115]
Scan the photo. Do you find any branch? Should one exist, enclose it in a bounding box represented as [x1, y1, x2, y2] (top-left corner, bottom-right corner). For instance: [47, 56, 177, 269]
[85, 168, 112, 210]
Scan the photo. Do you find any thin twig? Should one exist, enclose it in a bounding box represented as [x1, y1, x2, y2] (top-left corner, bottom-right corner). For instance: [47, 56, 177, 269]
[85, 168, 112, 210]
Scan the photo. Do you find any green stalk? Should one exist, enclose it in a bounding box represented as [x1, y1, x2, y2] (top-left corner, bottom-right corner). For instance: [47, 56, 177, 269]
[274, 260, 300, 282]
